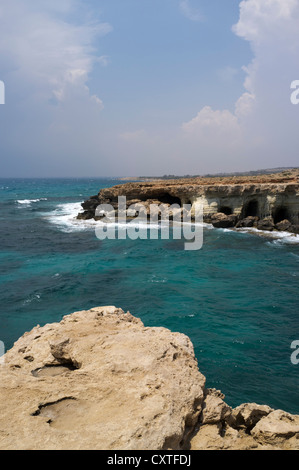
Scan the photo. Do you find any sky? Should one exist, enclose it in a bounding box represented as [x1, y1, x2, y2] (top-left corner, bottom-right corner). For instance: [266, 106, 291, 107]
[0, 0, 298, 177]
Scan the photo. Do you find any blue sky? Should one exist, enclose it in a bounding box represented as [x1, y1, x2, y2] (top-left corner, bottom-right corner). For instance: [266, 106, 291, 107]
[89, 0, 250, 123]
[0, 0, 298, 177]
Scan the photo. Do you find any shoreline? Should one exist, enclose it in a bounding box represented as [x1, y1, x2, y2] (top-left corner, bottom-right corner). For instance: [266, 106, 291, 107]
[76, 169, 299, 238]
[42, 199, 299, 244]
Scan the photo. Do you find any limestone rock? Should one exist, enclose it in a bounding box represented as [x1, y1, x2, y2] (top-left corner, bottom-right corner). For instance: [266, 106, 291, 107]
[251, 410, 299, 449]
[200, 389, 232, 425]
[275, 219, 292, 231]
[77, 170, 299, 235]
[290, 224, 299, 234]
[190, 423, 262, 450]
[235, 216, 258, 228]
[0, 307, 205, 450]
[256, 218, 275, 231]
[231, 403, 273, 429]
[1, 306, 299, 450]
[191, 400, 299, 450]
[210, 213, 238, 229]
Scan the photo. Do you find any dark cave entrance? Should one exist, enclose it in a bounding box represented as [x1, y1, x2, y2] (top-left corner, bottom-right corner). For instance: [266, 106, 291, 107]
[219, 206, 233, 215]
[243, 200, 259, 218]
[273, 206, 290, 224]
[157, 193, 182, 206]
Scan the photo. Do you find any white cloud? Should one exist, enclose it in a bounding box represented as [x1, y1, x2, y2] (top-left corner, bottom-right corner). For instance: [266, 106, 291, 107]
[233, 0, 298, 41]
[0, 0, 112, 104]
[179, 0, 204, 22]
[0, 0, 112, 175]
[179, 0, 299, 172]
[182, 106, 240, 140]
[1, 0, 299, 177]
[235, 92, 256, 118]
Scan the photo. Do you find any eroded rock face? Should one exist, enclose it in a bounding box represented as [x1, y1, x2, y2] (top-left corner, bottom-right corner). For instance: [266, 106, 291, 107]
[0, 307, 205, 450]
[190, 392, 299, 450]
[1, 307, 299, 450]
[77, 170, 299, 235]
[231, 403, 273, 429]
[210, 213, 238, 228]
[251, 410, 299, 448]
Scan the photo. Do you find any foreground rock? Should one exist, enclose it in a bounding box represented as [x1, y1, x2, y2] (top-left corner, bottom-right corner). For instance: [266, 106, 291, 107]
[1, 307, 299, 450]
[0, 307, 205, 450]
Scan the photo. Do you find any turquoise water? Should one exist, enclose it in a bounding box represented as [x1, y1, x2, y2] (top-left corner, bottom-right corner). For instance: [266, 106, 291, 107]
[0, 178, 299, 413]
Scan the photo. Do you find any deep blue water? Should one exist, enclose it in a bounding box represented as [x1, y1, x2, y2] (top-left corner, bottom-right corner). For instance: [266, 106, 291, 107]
[0, 178, 299, 413]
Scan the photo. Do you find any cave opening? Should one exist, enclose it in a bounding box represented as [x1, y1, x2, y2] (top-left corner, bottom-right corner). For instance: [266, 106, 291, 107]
[273, 206, 290, 224]
[244, 200, 259, 218]
[157, 193, 182, 206]
[219, 206, 233, 215]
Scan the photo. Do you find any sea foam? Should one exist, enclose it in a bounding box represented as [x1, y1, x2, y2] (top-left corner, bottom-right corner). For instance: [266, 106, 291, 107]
[17, 198, 47, 206]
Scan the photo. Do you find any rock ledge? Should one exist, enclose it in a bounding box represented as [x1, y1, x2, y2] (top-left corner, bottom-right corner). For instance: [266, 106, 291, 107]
[0, 307, 298, 450]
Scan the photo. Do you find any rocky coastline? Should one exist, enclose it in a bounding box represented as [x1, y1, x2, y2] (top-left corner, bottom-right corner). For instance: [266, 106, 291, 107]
[77, 169, 299, 236]
[1, 306, 299, 450]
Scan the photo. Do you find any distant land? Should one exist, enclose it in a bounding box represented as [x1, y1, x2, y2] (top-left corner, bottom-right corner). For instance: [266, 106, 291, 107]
[120, 167, 299, 181]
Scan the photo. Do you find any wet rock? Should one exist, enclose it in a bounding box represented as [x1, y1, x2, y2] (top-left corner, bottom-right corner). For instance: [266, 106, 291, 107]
[275, 219, 292, 231]
[290, 224, 299, 234]
[256, 218, 275, 231]
[235, 216, 259, 228]
[210, 213, 238, 228]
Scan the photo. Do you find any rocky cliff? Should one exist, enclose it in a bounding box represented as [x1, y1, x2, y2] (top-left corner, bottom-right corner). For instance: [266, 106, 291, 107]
[77, 169, 299, 234]
[1, 306, 299, 450]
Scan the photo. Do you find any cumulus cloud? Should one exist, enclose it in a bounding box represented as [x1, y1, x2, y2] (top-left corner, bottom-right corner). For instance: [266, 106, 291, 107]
[0, 0, 111, 104]
[1, 0, 298, 177]
[233, 0, 298, 42]
[0, 0, 112, 175]
[180, 0, 299, 172]
[182, 106, 241, 144]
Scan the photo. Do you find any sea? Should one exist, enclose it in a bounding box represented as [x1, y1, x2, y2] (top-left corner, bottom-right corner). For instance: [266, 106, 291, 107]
[0, 177, 299, 413]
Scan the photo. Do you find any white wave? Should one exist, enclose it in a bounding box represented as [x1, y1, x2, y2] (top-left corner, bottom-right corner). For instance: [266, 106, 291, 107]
[148, 275, 168, 283]
[111, 221, 162, 230]
[178, 221, 214, 229]
[233, 339, 245, 345]
[235, 227, 299, 244]
[23, 293, 41, 305]
[16, 198, 47, 206]
[45, 202, 299, 244]
[45, 202, 97, 232]
[45, 203, 160, 233]
[46, 202, 198, 233]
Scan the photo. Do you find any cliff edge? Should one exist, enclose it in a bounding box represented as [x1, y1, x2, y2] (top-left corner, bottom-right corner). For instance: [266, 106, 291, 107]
[0, 306, 299, 450]
[77, 169, 299, 234]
